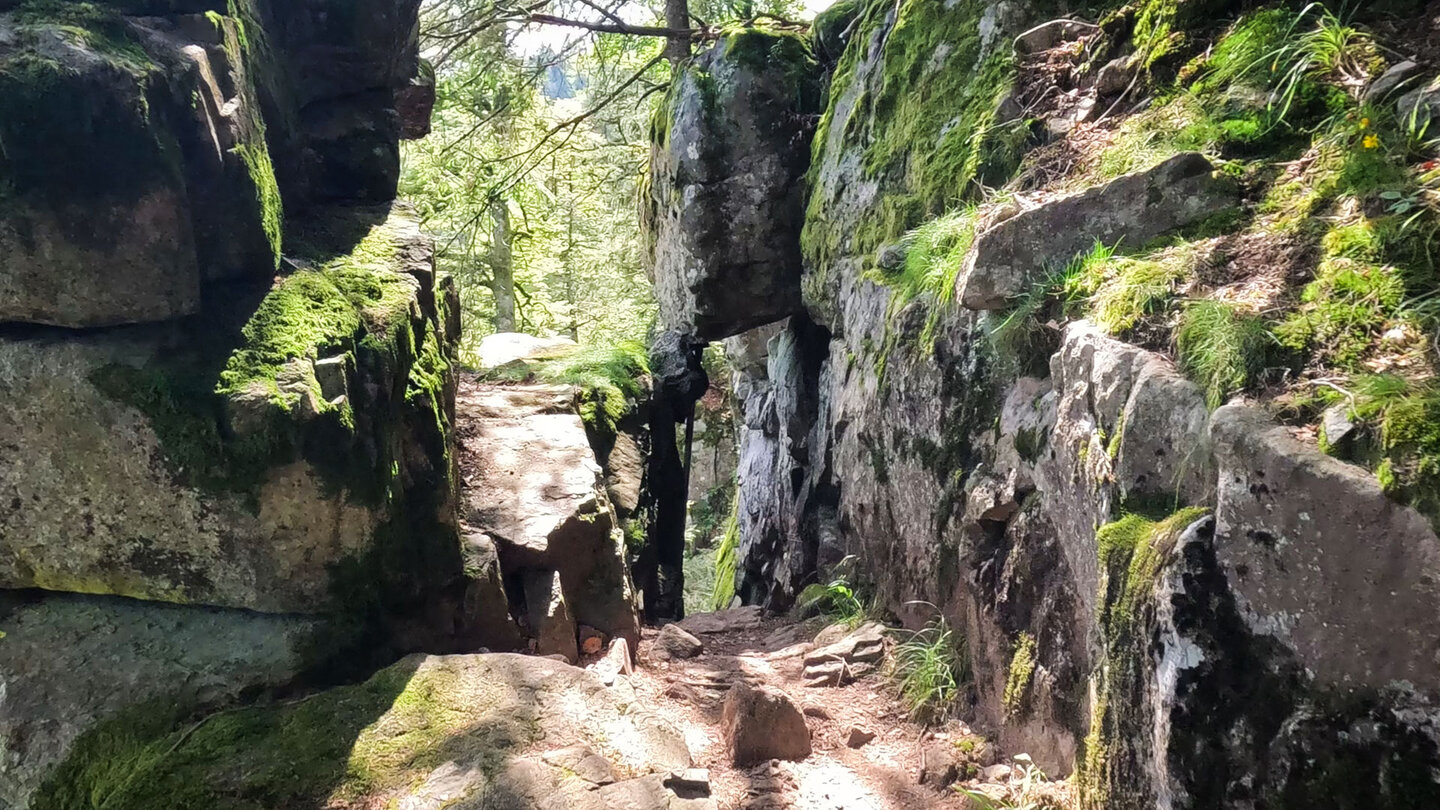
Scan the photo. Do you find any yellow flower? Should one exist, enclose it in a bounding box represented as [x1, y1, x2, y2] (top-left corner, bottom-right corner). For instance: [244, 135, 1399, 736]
[1359, 117, 1371, 130]
[1363, 134, 1381, 149]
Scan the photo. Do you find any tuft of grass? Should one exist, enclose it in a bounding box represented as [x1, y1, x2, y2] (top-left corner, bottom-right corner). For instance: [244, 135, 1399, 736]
[1070, 241, 1201, 336]
[1176, 301, 1272, 409]
[958, 754, 1060, 810]
[796, 557, 869, 627]
[890, 617, 970, 724]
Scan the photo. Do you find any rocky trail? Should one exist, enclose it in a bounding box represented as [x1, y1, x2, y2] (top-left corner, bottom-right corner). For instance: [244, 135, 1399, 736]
[603, 607, 1058, 810]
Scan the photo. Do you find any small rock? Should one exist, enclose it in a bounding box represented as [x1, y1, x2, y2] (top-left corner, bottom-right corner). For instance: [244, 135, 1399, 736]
[656, 623, 705, 659]
[588, 637, 633, 685]
[1321, 404, 1357, 452]
[875, 243, 906, 271]
[579, 625, 607, 656]
[803, 622, 886, 686]
[802, 704, 831, 720]
[665, 768, 712, 798]
[1094, 56, 1134, 96]
[1366, 59, 1420, 101]
[845, 727, 876, 748]
[1397, 76, 1440, 128]
[1014, 18, 1093, 54]
[981, 764, 1014, 782]
[722, 683, 812, 766]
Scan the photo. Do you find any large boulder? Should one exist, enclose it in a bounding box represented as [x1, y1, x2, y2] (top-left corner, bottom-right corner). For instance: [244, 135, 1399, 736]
[958, 153, 1239, 310]
[0, 6, 281, 326]
[0, 592, 318, 808]
[721, 683, 811, 766]
[459, 384, 641, 649]
[0, 205, 465, 615]
[647, 31, 819, 340]
[259, 0, 428, 206]
[1210, 404, 1440, 691]
[28, 653, 702, 810]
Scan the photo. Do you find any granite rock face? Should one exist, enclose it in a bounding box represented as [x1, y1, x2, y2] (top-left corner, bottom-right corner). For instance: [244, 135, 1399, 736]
[0, 206, 460, 615]
[680, 3, 1440, 807]
[646, 32, 818, 340]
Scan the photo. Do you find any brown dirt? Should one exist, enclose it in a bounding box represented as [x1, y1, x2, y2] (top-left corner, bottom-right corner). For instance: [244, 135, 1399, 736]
[606, 614, 1064, 810]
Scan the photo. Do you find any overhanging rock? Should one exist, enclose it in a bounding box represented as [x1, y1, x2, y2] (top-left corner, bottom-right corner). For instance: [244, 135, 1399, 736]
[646, 31, 819, 340]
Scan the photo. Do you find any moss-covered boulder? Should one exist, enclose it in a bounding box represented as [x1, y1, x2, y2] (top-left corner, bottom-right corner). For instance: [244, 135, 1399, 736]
[646, 30, 820, 341]
[31, 653, 701, 810]
[0, 204, 464, 615]
[0, 592, 318, 809]
[0, 3, 283, 327]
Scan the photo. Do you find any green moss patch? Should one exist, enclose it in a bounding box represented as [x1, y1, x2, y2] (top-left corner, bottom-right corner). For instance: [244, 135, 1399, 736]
[31, 656, 540, 810]
[480, 340, 650, 438]
[1080, 507, 1209, 810]
[1003, 632, 1038, 718]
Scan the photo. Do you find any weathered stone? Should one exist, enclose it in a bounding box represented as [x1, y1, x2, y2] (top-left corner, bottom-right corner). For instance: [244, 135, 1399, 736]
[679, 606, 765, 634]
[460, 384, 640, 648]
[647, 32, 818, 340]
[1396, 74, 1440, 129]
[1365, 58, 1419, 101]
[655, 622, 705, 660]
[721, 683, 811, 766]
[802, 622, 886, 686]
[476, 332, 578, 370]
[589, 637, 635, 685]
[959, 153, 1239, 310]
[0, 206, 457, 615]
[457, 532, 526, 651]
[523, 569, 579, 663]
[27, 653, 694, 810]
[917, 742, 962, 789]
[1210, 404, 1440, 692]
[845, 727, 876, 748]
[397, 57, 436, 139]
[0, 592, 318, 808]
[1093, 56, 1134, 96]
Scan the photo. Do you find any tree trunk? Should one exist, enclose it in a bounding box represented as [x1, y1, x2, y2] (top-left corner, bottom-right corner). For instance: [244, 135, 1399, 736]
[663, 0, 689, 62]
[488, 197, 515, 332]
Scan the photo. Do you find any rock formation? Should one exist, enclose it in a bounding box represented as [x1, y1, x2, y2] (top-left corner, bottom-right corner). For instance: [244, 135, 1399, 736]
[647, 5, 1440, 808]
[0, 1, 481, 804]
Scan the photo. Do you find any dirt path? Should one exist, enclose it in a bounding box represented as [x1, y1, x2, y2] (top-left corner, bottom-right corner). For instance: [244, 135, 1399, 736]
[618, 611, 981, 810]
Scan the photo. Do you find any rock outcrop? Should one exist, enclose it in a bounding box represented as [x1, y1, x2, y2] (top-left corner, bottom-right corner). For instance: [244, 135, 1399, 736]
[458, 383, 641, 653]
[648, 2, 1440, 807]
[0, 1, 499, 804]
[28, 653, 707, 810]
[647, 31, 819, 340]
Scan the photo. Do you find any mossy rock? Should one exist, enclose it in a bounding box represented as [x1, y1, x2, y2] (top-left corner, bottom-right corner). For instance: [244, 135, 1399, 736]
[32, 653, 692, 810]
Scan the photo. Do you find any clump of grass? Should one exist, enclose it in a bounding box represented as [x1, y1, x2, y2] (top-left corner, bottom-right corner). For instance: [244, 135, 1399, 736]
[877, 207, 981, 307]
[1176, 300, 1272, 409]
[890, 617, 970, 724]
[986, 242, 1108, 375]
[1070, 241, 1201, 336]
[1339, 374, 1440, 516]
